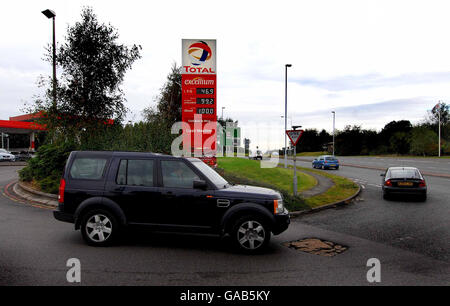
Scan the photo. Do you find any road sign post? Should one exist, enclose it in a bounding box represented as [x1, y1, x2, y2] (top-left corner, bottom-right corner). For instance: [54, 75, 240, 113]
[286, 129, 304, 196]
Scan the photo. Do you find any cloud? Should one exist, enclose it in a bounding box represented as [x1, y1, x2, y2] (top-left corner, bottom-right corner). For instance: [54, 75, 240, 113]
[291, 72, 450, 91]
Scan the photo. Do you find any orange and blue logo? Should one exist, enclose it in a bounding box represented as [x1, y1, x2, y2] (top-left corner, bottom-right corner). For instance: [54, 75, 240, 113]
[188, 41, 212, 66]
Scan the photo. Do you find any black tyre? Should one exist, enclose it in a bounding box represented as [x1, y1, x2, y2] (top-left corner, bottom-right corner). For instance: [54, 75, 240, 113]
[383, 192, 389, 200]
[420, 194, 427, 202]
[230, 215, 271, 253]
[80, 209, 119, 246]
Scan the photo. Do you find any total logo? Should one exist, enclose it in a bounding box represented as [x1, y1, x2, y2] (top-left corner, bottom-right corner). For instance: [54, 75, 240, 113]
[188, 41, 212, 66]
[184, 77, 215, 86]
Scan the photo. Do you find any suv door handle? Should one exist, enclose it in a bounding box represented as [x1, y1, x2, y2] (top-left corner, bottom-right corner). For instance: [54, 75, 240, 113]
[164, 191, 175, 198]
[113, 186, 125, 192]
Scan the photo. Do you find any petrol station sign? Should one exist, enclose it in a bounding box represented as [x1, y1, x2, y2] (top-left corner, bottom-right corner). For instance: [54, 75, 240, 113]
[182, 39, 217, 159]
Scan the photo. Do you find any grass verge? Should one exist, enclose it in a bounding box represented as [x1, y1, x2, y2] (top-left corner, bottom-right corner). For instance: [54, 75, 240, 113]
[217, 157, 359, 212]
[217, 157, 317, 211]
[286, 165, 359, 208]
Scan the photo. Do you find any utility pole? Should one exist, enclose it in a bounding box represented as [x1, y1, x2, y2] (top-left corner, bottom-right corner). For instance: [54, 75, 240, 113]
[438, 101, 441, 157]
[332, 111, 335, 156]
[284, 64, 292, 168]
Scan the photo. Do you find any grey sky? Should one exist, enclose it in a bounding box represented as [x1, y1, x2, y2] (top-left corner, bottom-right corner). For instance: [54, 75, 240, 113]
[1, 0, 449, 150]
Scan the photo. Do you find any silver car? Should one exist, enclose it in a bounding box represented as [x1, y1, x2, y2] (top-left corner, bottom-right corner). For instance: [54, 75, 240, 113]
[0, 149, 16, 162]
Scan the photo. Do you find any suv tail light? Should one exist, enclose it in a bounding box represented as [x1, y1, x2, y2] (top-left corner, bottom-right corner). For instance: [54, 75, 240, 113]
[58, 178, 66, 203]
[419, 180, 426, 187]
[384, 179, 392, 186]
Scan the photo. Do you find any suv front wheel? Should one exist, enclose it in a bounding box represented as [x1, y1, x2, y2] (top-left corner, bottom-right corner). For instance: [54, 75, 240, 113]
[230, 215, 271, 253]
[80, 209, 119, 246]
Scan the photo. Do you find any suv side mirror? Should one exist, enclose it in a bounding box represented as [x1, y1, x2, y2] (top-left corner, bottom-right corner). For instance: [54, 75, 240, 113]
[193, 180, 208, 190]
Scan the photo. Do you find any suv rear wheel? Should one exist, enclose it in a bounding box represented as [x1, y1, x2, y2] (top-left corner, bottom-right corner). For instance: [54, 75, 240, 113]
[80, 209, 119, 246]
[230, 215, 271, 253]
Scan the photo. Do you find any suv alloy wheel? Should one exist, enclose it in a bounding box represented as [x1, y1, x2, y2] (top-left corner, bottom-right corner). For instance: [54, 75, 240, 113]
[80, 209, 118, 246]
[231, 215, 271, 253]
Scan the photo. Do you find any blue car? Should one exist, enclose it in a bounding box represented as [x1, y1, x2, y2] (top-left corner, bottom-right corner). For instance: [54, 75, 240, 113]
[312, 155, 339, 170]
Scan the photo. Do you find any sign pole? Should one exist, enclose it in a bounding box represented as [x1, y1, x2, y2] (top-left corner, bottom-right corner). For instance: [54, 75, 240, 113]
[286, 128, 303, 196]
[293, 143, 297, 196]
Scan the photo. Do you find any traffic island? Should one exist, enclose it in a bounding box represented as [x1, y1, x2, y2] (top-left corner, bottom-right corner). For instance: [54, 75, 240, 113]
[217, 157, 360, 215]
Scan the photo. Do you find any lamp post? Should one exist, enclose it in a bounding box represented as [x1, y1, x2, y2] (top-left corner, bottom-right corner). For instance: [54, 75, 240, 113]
[221, 106, 225, 120]
[437, 101, 441, 157]
[42, 9, 57, 111]
[332, 111, 335, 156]
[284, 64, 292, 168]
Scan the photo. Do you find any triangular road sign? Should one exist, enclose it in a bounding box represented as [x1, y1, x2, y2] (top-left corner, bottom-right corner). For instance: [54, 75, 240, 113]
[286, 129, 304, 146]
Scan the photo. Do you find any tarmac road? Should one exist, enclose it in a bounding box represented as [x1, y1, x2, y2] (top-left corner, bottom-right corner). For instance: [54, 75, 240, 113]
[0, 165, 449, 285]
[286, 157, 450, 262]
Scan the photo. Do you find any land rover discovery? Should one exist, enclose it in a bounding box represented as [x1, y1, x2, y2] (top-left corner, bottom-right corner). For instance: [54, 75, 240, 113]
[53, 151, 290, 252]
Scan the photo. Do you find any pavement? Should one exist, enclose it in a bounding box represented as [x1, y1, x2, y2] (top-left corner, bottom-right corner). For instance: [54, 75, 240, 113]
[296, 169, 334, 198]
[0, 160, 449, 285]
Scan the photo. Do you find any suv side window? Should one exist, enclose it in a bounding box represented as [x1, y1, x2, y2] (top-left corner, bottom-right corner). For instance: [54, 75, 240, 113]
[116, 159, 154, 187]
[70, 157, 107, 180]
[161, 160, 200, 188]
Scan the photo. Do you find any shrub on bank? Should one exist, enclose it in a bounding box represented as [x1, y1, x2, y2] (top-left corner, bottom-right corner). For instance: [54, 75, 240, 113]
[19, 142, 76, 194]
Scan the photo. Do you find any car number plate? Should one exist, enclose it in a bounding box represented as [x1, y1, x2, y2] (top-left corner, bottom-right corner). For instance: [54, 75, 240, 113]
[398, 182, 413, 187]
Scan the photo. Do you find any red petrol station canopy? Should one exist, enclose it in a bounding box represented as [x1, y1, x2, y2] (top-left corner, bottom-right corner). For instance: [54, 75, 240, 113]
[0, 119, 46, 132]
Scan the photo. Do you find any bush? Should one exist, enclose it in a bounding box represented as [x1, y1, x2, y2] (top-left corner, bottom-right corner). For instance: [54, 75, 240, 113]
[18, 142, 76, 194]
[37, 172, 61, 194]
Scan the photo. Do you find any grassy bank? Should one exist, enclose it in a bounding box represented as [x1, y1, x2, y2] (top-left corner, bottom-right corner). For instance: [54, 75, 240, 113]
[291, 166, 359, 208]
[216, 157, 359, 212]
[217, 157, 317, 211]
[217, 158, 316, 193]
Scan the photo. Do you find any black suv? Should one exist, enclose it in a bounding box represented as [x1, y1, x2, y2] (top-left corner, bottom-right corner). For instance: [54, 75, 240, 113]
[54, 151, 290, 252]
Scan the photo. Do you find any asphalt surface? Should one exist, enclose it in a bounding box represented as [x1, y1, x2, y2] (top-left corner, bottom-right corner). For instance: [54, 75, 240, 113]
[0, 163, 449, 285]
[295, 156, 450, 176]
[287, 157, 450, 262]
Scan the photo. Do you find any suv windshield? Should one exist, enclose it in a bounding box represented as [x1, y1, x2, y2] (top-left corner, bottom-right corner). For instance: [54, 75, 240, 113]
[191, 160, 229, 189]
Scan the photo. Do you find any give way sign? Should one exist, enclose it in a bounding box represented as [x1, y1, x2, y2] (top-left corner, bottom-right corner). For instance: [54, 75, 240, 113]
[286, 129, 304, 146]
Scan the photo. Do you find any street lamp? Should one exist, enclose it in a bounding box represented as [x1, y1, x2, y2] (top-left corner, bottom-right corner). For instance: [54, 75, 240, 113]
[221, 106, 225, 120]
[331, 111, 335, 156]
[284, 64, 292, 168]
[42, 9, 57, 111]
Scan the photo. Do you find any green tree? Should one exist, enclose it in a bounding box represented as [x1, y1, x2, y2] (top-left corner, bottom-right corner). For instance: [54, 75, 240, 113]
[389, 131, 411, 155]
[379, 120, 412, 154]
[34, 7, 141, 141]
[410, 126, 438, 156]
[143, 63, 182, 125]
[429, 102, 450, 125]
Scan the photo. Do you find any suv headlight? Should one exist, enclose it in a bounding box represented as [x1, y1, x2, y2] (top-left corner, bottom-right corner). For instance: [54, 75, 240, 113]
[274, 199, 284, 214]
